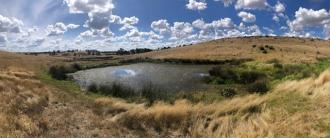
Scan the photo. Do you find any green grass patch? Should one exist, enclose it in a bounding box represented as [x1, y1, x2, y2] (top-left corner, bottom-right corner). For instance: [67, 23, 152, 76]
[267, 92, 312, 114]
[37, 71, 105, 103]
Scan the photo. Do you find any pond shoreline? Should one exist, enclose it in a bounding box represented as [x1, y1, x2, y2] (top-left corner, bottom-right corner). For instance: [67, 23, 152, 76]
[76, 57, 253, 72]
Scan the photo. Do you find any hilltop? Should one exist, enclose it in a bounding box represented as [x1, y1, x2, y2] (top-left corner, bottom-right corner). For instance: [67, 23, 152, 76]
[140, 36, 330, 63]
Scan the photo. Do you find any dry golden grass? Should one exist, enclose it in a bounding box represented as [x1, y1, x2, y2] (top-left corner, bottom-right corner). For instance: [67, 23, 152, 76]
[139, 36, 330, 63]
[2, 41, 330, 137]
[107, 70, 330, 137]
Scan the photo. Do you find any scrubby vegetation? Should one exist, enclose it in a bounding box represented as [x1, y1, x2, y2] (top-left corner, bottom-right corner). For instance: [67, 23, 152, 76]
[207, 59, 330, 97]
[48, 63, 82, 80]
[87, 82, 172, 105]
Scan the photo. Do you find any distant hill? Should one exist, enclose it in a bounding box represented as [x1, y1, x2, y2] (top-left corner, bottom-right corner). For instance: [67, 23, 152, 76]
[140, 36, 330, 63]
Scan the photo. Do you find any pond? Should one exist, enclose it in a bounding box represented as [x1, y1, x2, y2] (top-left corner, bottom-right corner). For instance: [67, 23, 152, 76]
[70, 63, 214, 93]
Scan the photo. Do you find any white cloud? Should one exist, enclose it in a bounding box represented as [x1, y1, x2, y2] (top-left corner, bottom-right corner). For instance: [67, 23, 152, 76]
[119, 16, 139, 31]
[64, 0, 114, 14]
[186, 0, 207, 11]
[151, 19, 170, 34]
[325, 24, 330, 38]
[0, 14, 23, 33]
[214, 0, 236, 7]
[47, 22, 79, 36]
[171, 22, 194, 40]
[0, 34, 7, 43]
[192, 19, 214, 39]
[289, 7, 330, 31]
[274, 1, 285, 13]
[235, 0, 269, 10]
[238, 11, 256, 23]
[120, 16, 139, 25]
[273, 15, 279, 22]
[212, 18, 234, 28]
[64, 0, 114, 30]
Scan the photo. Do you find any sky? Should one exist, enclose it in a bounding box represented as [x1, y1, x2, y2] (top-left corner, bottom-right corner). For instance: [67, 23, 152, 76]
[0, 0, 330, 52]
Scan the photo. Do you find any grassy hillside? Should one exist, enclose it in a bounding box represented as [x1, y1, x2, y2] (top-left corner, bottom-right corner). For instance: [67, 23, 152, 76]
[140, 36, 330, 63]
[1, 36, 330, 137]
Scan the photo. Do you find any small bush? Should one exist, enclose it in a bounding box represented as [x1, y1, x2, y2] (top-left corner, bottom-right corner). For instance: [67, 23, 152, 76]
[71, 63, 82, 70]
[48, 66, 68, 80]
[87, 83, 98, 92]
[48, 63, 82, 80]
[273, 63, 283, 69]
[221, 88, 237, 98]
[259, 46, 265, 51]
[247, 80, 269, 94]
[252, 45, 257, 48]
[209, 66, 239, 84]
[262, 50, 268, 54]
[239, 71, 267, 84]
[268, 46, 275, 50]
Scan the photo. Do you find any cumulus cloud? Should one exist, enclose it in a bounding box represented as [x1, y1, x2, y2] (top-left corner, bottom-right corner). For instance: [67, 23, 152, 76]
[238, 11, 256, 23]
[171, 22, 194, 40]
[212, 18, 235, 28]
[235, 0, 269, 10]
[119, 16, 139, 31]
[151, 19, 170, 34]
[120, 16, 139, 25]
[274, 1, 285, 13]
[0, 34, 7, 43]
[192, 19, 213, 39]
[64, 0, 114, 14]
[190, 18, 263, 40]
[289, 7, 330, 31]
[272, 15, 280, 22]
[214, 0, 236, 7]
[47, 22, 79, 36]
[0, 14, 23, 33]
[186, 0, 207, 11]
[64, 0, 114, 30]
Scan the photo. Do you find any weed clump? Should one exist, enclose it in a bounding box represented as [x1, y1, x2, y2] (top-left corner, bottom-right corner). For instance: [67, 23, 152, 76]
[221, 88, 237, 98]
[48, 63, 82, 80]
[49, 66, 69, 80]
[87, 83, 98, 92]
[247, 80, 269, 94]
[239, 71, 267, 84]
[208, 66, 239, 84]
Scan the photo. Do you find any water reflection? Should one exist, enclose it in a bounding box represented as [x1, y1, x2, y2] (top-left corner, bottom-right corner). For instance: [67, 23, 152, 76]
[71, 63, 214, 93]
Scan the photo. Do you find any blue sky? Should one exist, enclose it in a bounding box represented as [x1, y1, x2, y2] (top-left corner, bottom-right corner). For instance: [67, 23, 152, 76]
[0, 0, 330, 52]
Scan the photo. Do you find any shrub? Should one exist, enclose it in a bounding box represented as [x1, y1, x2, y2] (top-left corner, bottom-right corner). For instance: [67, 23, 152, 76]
[239, 71, 267, 84]
[252, 45, 257, 48]
[262, 50, 268, 54]
[247, 80, 269, 94]
[259, 46, 265, 51]
[87, 83, 98, 93]
[48, 66, 68, 80]
[268, 46, 275, 50]
[48, 63, 82, 80]
[71, 63, 82, 70]
[209, 66, 239, 84]
[273, 63, 283, 69]
[221, 88, 237, 98]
